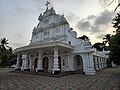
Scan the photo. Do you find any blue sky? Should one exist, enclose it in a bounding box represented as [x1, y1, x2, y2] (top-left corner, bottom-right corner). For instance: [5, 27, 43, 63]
[0, 0, 118, 49]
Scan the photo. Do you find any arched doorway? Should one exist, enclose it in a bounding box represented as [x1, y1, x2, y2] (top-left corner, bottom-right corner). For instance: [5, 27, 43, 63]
[34, 58, 38, 71]
[74, 55, 83, 70]
[42, 57, 49, 72]
[58, 56, 61, 70]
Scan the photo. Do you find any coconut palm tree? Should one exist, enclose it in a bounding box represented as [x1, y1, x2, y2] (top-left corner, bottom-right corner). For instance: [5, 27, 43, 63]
[0, 38, 9, 50]
[0, 38, 10, 66]
[103, 34, 111, 45]
[108, 0, 120, 11]
[112, 12, 120, 33]
[100, 0, 120, 11]
[0, 50, 9, 66]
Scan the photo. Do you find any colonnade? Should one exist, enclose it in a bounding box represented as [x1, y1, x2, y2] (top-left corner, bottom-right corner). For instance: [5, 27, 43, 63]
[94, 56, 107, 71]
[15, 47, 60, 74]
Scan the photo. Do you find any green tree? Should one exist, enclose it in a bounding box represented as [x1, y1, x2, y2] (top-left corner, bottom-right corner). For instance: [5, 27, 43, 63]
[79, 35, 88, 40]
[0, 38, 13, 66]
[109, 11, 120, 65]
[93, 42, 104, 51]
[109, 32, 120, 65]
[0, 50, 10, 66]
[103, 34, 111, 45]
[112, 12, 120, 32]
[102, 34, 111, 51]
[0, 38, 9, 50]
[100, 0, 120, 11]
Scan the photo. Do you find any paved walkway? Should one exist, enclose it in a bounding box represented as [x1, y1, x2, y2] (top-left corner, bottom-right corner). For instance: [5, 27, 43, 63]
[0, 67, 120, 90]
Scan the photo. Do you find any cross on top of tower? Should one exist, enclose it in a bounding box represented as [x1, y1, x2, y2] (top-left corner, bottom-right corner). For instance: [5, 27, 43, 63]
[45, 1, 50, 11]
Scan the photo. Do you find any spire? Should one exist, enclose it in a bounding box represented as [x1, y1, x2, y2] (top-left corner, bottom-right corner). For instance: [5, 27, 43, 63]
[45, 1, 50, 11]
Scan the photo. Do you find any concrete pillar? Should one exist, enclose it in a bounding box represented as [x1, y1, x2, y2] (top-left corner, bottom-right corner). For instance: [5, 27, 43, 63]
[102, 59, 104, 68]
[95, 57, 99, 70]
[29, 55, 32, 71]
[98, 57, 102, 69]
[84, 54, 96, 75]
[104, 59, 106, 68]
[101, 58, 103, 69]
[52, 47, 60, 74]
[36, 50, 43, 72]
[105, 59, 107, 67]
[100, 58, 102, 69]
[93, 56, 96, 70]
[15, 54, 21, 70]
[21, 54, 30, 71]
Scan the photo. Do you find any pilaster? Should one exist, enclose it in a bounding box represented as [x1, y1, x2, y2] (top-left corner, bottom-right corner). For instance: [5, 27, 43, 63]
[84, 54, 96, 75]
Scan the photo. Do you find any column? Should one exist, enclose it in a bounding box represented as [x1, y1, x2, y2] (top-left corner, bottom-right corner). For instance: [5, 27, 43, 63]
[103, 59, 106, 68]
[93, 56, 96, 70]
[100, 58, 103, 69]
[21, 55, 24, 71]
[15, 54, 21, 70]
[84, 54, 96, 75]
[95, 57, 99, 70]
[36, 50, 43, 72]
[98, 57, 102, 69]
[52, 47, 60, 74]
[29, 55, 32, 71]
[102, 59, 104, 68]
[105, 59, 107, 67]
[21, 54, 30, 71]
[101, 58, 103, 69]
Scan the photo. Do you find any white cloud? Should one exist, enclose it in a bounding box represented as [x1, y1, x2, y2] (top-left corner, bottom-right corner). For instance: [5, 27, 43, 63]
[15, 6, 33, 16]
[94, 10, 114, 25]
[76, 19, 91, 31]
[76, 9, 115, 39]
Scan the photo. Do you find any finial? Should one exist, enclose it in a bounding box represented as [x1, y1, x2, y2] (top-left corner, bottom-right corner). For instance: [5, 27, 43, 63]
[45, 1, 50, 11]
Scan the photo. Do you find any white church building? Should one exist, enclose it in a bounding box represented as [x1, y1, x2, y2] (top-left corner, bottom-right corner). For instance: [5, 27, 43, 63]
[14, 2, 108, 75]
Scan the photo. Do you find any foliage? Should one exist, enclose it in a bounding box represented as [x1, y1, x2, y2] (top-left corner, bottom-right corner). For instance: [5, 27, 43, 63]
[109, 32, 120, 65]
[0, 38, 9, 50]
[79, 35, 88, 40]
[93, 42, 104, 51]
[109, 11, 120, 65]
[103, 34, 111, 45]
[112, 12, 120, 32]
[0, 38, 15, 66]
[100, 0, 120, 11]
[0, 50, 10, 66]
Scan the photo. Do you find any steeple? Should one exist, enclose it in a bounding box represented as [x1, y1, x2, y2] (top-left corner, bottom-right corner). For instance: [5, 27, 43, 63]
[45, 1, 50, 11]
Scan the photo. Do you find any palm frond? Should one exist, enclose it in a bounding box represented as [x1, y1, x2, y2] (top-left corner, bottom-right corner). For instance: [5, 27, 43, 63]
[114, 3, 120, 11]
[108, 0, 115, 6]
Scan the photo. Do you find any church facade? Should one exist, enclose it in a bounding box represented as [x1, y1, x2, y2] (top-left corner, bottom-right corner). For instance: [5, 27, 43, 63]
[14, 3, 108, 75]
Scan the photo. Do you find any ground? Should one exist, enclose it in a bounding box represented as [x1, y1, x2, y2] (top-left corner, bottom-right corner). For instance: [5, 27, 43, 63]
[0, 67, 120, 90]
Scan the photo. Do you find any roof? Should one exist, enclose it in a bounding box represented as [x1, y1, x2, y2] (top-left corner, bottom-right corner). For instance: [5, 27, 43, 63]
[13, 41, 74, 54]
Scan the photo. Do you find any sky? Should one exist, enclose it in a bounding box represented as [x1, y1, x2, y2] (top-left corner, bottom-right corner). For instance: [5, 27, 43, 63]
[0, 0, 118, 49]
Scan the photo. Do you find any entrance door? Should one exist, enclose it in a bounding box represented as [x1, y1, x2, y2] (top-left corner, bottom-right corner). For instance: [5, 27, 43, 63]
[42, 57, 49, 72]
[74, 55, 83, 70]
